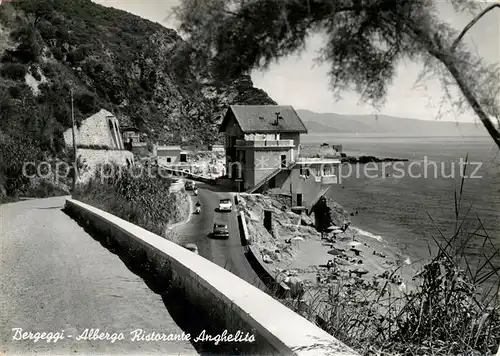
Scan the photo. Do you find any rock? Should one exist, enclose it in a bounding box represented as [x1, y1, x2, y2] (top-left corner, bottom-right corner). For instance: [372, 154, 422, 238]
[262, 254, 273, 264]
[284, 276, 305, 298]
[300, 213, 315, 227]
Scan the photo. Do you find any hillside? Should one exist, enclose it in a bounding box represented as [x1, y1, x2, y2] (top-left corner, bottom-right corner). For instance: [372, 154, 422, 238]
[298, 109, 488, 136]
[0, 0, 275, 197]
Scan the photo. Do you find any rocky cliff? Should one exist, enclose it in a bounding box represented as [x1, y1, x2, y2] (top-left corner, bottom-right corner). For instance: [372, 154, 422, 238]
[0, 0, 275, 148]
[0, 0, 275, 197]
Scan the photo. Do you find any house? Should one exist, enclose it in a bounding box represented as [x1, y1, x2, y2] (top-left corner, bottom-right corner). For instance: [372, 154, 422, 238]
[63, 109, 124, 149]
[157, 145, 182, 164]
[210, 144, 225, 152]
[156, 145, 191, 169]
[131, 142, 149, 157]
[122, 126, 141, 146]
[219, 105, 341, 212]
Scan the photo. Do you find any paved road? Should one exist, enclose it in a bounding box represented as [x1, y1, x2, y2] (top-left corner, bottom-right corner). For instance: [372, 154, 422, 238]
[0, 197, 197, 355]
[173, 184, 267, 291]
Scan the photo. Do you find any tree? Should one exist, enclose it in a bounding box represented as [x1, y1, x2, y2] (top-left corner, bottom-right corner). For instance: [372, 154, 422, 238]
[174, 0, 500, 147]
[18, 0, 57, 28]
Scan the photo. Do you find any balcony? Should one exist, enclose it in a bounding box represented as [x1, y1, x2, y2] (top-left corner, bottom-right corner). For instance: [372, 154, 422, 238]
[295, 157, 341, 165]
[321, 175, 338, 184]
[235, 139, 294, 148]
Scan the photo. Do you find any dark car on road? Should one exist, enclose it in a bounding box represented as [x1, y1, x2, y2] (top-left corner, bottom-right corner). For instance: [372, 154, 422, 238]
[184, 180, 196, 190]
[212, 223, 229, 239]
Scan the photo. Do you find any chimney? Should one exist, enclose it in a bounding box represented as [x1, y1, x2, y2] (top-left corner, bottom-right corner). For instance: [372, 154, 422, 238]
[274, 112, 281, 126]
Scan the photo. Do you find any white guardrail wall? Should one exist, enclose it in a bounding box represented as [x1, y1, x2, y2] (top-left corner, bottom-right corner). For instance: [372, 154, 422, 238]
[65, 198, 358, 356]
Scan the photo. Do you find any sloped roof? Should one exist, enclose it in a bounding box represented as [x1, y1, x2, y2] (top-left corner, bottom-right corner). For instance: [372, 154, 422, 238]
[219, 105, 308, 133]
[87, 108, 115, 121]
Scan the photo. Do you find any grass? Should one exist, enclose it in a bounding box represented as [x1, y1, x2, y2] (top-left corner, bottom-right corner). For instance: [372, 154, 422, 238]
[73, 163, 189, 240]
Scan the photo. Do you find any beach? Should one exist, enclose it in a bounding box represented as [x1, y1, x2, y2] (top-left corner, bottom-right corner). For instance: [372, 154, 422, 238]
[237, 193, 419, 318]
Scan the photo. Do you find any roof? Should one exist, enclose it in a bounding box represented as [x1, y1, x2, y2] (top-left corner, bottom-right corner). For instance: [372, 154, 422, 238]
[157, 145, 181, 150]
[219, 105, 308, 134]
[85, 109, 115, 122]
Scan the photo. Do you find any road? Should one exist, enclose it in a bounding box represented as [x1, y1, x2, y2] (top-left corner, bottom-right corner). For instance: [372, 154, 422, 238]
[173, 183, 266, 291]
[0, 197, 197, 355]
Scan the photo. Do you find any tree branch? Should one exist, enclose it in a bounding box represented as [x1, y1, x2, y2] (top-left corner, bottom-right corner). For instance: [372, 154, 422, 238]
[451, 3, 500, 51]
[406, 20, 500, 149]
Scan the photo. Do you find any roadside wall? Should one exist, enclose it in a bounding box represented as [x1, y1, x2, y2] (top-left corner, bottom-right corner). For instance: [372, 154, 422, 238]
[77, 149, 134, 183]
[65, 198, 358, 356]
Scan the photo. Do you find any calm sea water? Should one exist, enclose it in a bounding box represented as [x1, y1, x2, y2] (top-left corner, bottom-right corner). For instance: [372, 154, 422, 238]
[303, 134, 500, 275]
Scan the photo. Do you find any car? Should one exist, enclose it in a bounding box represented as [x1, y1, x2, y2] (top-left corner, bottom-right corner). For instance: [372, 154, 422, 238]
[184, 180, 195, 190]
[218, 198, 232, 212]
[212, 223, 229, 239]
[183, 243, 199, 254]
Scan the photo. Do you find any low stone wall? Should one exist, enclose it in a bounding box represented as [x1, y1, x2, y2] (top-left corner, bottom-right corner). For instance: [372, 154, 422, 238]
[77, 149, 134, 183]
[237, 208, 291, 298]
[64, 198, 358, 356]
[160, 166, 216, 185]
[245, 245, 292, 299]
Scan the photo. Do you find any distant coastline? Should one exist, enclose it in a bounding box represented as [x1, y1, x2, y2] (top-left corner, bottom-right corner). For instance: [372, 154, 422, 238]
[341, 155, 409, 164]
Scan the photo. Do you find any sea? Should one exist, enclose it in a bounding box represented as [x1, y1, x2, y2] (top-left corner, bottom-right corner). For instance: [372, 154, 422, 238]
[302, 134, 500, 283]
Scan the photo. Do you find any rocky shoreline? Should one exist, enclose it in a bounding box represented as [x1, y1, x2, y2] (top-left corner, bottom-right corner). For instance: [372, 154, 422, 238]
[237, 193, 416, 323]
[341, 155, 409, 164]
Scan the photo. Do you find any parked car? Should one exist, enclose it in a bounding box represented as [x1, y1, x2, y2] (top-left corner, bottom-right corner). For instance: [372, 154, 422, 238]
[183, 243, 199, 254]
[184, 180, 195, 190]
[218, 198, 232, 212]
[212, 223, 229, 239]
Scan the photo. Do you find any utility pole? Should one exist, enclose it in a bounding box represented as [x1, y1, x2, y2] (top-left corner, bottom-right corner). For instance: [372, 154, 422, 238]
[70, 89, 78, 192]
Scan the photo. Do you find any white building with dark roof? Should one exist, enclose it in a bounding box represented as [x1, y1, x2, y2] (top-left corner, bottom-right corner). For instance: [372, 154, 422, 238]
[219, 105, 340, 212]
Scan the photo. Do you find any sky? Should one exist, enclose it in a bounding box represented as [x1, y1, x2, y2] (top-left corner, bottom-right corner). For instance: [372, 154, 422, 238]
[92, 0, 499, 123]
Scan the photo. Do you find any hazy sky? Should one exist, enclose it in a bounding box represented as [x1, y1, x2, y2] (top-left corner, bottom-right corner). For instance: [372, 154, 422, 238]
[92, 0, 499, 123]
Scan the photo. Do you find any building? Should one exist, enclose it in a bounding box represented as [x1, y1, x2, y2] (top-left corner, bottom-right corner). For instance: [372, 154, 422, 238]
[210, 144, 225, 152]
[63, 109, 124, 149]
[219, 105, 341, 212]
[131, 142, 149, 157]
[156, 145, 182, 164]
[122, 126, 141, 145]
[155, 145, 192, 170]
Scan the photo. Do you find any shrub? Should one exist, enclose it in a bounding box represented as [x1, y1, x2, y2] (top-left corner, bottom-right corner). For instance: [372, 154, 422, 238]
[74, 164, 188, 238]
[51, 47, 64, 60]
[0, 63, 27, 80]
[74, 92, 98, 115]
[40, 62, 57, 78]
[30, 66, 41, 81]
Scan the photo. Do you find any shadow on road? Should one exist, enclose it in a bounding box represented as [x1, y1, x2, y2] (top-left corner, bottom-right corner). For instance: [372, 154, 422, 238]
[214, 208, 233, 213]
[63, 208, 244, 356]
[206, 232, 230, 241]
[35, 206, 63, 210]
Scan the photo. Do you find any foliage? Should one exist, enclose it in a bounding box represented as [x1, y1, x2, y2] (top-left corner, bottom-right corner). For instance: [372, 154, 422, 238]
[0, 130, 44, 195]
[74, 164, 189, 238]
[174, 0, 500, 147]
[0, 63, 27, 80]
[0, 0, 276, 182]
[0, 130, 72, 197]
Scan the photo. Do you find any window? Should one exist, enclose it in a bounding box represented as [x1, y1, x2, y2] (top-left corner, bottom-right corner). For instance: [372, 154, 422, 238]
[281, 154, 287, 168]
[167, 157, 171, 163]
[180, 153, 187, 162]
[296, 193, 303, 206]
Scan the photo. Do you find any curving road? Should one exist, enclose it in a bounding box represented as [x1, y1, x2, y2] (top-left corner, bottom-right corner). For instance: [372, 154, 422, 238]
[0, 197, 197, 355]
[173, 183, 267, 291]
